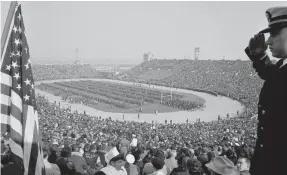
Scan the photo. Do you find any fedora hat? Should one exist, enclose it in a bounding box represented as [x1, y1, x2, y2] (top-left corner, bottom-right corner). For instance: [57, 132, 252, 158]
[260, 6, 287, 33]
[110, 153, 125, 162]
[105, 147, 124, 163]
[205, 156, 239, 175]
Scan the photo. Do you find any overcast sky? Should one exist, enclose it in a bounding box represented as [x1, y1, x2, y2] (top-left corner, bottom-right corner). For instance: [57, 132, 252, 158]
[1, 1, 287, 64]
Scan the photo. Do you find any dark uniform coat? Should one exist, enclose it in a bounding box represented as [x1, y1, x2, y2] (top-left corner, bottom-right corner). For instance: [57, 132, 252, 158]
[246, 50, 287, 175]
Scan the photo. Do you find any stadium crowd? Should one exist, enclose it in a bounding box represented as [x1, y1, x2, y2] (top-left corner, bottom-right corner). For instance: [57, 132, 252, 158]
[33, 64, 101, 81]
[1, 62, 260, 175]
[128, 59, 263, 115]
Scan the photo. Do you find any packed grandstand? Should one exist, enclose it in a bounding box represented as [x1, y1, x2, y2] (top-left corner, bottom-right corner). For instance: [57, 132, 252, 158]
[2, 59, 261, 175]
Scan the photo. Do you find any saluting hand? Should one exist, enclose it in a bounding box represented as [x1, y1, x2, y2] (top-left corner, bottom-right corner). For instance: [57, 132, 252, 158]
[245, 33, 268, 60]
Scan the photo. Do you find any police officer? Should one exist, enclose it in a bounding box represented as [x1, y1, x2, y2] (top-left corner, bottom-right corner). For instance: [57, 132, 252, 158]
[245, 6, 287, 175]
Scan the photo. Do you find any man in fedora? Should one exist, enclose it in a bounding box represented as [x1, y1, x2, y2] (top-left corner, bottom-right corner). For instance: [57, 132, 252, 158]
[205, 156, 239, 175]
[101, 152, 127, 175]
[245, 6, 287, 175]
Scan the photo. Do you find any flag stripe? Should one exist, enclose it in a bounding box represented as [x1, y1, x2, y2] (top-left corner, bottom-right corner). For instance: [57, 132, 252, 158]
[1, 114, 23, 136]
[23, 105, 35, 175]
[1, 123, 10, 133]
[34, 110, 44, 175]
[1, 104, 23, 127]
[28, 122, 39, 175]
[0, 72, 12, 87]
[1, 104, 9, 118]
[8, 138, 24, 159]
[1, 94, 11, 106]
[10, 127, 23, 147]
[11, 90, 23, 112]
[35, 151, 43, 175]
[1, 104, 9, 131]
[1, 83, 11, 96]
[10, 103, 23, 124]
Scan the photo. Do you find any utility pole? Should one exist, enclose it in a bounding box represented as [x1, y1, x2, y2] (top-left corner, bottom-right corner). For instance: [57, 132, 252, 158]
[171, 78, 173, 100]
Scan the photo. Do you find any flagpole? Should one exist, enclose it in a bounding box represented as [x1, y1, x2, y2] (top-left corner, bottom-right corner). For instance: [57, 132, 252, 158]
[1, 1, 18, 59]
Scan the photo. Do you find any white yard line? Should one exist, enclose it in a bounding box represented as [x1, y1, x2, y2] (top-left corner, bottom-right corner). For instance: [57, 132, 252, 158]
[35, 78, 244, 124]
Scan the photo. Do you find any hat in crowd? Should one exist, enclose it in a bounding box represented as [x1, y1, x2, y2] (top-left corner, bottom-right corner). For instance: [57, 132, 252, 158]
[143, 163, 155, 175]
[110, 153, 125, 162]
[151, 157, 165, 170]
[126, 154, 135, 164]
[94, 171, 107, 175]
[260, 6, 287, 33]
[105, 147, 125, 163]
[205, 156, 239, 175]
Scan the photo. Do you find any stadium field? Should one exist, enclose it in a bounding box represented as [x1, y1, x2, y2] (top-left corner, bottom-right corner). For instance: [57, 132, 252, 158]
[35, 78, 244, 123]
[36, 79, 205, 114]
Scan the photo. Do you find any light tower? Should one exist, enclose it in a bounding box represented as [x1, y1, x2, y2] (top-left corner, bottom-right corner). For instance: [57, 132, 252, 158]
[143, 53, 149, 62]
[194, 47, 200, 60]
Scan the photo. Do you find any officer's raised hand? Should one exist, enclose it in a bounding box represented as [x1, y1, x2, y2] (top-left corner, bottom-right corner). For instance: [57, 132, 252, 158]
[245, 33, 268, 61]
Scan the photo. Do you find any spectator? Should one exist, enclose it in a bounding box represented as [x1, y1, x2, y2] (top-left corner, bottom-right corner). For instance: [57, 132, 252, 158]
[236, 157, 250, 175]
[207, 151, 215, 163]
[55, 147, 76, 175]
[43, 148, 61, 175]
[95, 145, 107, 167]
[151, 157, 166, 175]
[165, 149, 178, 175]
[101, 153, 127, 175]
[186, 159, 203, 175]
[170, 156, 188, 175]
[48, 143, 59, 164]
[142, 163, 155, 175]
[69, 144, 88, 175]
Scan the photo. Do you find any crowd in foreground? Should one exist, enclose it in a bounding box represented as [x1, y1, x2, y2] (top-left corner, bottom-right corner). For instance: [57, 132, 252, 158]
[2, 94, 256, 175]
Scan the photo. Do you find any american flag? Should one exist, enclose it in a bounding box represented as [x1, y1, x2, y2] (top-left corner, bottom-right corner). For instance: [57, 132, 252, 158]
[1, 3, 45, 175]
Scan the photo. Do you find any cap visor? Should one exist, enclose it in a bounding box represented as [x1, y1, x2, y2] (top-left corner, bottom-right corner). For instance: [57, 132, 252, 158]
[110, 153, 125, 162]
[260, 23, 287, 33]
[259, 27, 271, 34]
